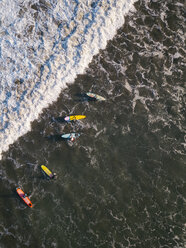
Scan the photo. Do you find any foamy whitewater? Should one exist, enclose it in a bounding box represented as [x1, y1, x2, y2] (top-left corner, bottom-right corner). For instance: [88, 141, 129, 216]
[0, 0, 137, 159]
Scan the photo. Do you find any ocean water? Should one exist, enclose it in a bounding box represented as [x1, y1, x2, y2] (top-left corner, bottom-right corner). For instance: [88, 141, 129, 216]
[0, 0, 136, 158]
[0, 0, 185, 248]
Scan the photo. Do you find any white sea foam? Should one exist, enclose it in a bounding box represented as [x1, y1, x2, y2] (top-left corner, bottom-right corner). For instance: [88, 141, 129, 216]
[0, 0, 137, 159]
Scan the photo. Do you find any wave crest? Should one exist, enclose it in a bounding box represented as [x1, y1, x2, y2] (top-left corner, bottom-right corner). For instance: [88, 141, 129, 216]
[0, 0, 137, 159]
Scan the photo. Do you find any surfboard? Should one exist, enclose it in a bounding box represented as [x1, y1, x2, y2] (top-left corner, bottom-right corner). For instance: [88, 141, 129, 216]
[61, 133, 80, 139]
[86, 92, 106, 101]
[64, 115, 86, 122]
[41, 165, 54, 179]
[16, 187, 33, 208]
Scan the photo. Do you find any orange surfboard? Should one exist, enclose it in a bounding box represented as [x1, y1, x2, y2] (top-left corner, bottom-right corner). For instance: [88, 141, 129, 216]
[16, 187, 33, 208]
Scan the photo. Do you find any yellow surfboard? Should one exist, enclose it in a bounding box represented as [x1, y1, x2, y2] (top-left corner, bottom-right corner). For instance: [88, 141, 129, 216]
[41, 165, 53, 178]
[64, 115, 86, 122]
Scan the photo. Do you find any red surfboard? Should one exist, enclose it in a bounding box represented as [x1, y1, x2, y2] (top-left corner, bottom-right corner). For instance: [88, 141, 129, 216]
[16, 187, 33, 208]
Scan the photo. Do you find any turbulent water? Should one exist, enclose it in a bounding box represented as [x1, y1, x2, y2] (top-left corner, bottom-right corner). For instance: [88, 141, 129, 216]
[0, 0, 186, 248]
[0, 0, 136, 159]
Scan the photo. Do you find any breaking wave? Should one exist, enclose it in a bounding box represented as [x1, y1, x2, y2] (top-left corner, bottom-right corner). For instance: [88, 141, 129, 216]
[0, 0, 137, 159]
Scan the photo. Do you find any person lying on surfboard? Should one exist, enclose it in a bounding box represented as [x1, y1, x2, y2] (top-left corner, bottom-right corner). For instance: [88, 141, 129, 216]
[64, 115, 86, 122]
[16, 188, 33, 208]
[61, 133, 80, 141]
[51, 172, 57, 179]
[86, 92, 106, 101]
[41, 165, 57, 180]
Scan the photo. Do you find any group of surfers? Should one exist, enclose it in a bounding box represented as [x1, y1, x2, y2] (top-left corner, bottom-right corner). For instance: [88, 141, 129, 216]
[16, 92, 106, 207]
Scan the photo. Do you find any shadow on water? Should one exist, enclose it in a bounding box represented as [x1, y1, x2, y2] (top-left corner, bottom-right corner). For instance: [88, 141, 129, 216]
[0, 193, 16, 198]
[29, 175, 44, 179]
[45, 134, 65, 142]
[51, 117, 66, 123]
[0, 188, 30, 199]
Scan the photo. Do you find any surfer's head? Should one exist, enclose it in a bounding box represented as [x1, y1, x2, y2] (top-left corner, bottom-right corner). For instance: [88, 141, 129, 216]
[52, 173, 57, 179]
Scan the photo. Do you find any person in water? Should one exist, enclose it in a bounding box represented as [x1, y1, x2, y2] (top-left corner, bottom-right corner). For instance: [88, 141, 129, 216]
[51, 172, 57, 179]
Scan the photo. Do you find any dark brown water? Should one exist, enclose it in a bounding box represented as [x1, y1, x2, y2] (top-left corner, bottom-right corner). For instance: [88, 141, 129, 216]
[0, 0, 185, 247]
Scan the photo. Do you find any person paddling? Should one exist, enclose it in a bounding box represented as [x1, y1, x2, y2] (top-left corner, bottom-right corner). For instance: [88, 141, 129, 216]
[41, 165, 57, 180]
[51, 172, 57, 179]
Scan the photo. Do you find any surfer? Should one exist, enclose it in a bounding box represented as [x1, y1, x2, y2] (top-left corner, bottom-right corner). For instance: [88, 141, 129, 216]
[41, 165, 57, 180]
[61, 133, 80, 141]
[51, 172, 57, 179]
